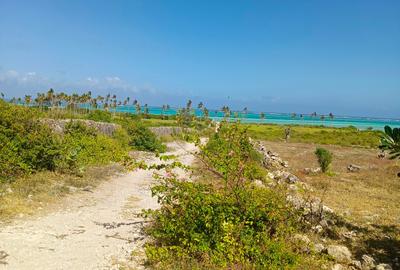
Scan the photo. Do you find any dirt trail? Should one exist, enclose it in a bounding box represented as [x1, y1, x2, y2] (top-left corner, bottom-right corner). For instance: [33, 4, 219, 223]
[0, 141, 197, 270]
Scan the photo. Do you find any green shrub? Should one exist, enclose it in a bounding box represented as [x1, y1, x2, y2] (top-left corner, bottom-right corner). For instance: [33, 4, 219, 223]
[315, 147, 332, 172]
[0, 102, 129, 181]
[55, 122, 127, 173]
[125, 121, 166, 152]
[145, 177, 300, 269]
[86, 110, 113, 122]
[0, 101, 61, 181]
[201, 121, 265, 183]
[144, 122, 314, 269]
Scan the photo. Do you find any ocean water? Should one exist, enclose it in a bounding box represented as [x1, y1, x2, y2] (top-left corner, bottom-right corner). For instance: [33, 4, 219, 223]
[110, 105, 400, 130]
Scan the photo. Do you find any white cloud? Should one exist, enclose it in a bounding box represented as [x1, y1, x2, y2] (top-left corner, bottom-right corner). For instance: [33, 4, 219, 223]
[105, 76, 121, 82]
[0, 69, 150, 98]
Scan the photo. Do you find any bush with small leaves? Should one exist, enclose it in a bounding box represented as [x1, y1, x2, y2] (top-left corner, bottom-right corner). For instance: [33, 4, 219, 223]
[315, 147, 332, 173]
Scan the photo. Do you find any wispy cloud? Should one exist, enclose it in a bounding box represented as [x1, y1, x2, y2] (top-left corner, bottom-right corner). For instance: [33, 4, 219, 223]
[0, 69, 149, 97]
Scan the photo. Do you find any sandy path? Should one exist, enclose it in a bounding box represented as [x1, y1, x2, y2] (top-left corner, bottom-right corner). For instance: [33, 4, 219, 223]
[0, 141, 197, 270]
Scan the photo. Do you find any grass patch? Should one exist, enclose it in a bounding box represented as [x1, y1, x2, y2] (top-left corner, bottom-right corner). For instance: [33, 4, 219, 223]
[246, 123, 382, 148]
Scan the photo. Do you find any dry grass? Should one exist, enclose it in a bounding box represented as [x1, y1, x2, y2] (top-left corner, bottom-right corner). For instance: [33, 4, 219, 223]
[0, 165, 123, 223]
[262, 141, 400, 264]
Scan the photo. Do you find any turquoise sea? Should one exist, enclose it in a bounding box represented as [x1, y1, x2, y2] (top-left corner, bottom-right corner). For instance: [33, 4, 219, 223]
[109, 105, 400, 130]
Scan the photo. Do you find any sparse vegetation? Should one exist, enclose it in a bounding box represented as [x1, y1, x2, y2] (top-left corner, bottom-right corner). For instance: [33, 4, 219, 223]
[246, 124, 382, 148]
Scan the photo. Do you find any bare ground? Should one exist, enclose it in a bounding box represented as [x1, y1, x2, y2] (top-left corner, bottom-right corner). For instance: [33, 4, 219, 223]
[0, 141, 197, 270]
[262, 141, 400, 265]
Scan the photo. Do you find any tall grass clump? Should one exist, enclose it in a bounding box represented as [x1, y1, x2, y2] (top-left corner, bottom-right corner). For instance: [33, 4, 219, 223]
[315, 147, 332, 173]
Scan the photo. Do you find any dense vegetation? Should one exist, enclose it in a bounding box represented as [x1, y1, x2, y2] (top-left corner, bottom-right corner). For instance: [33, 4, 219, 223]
[144, 122, 322, 269]
[0, 100, 164, 183]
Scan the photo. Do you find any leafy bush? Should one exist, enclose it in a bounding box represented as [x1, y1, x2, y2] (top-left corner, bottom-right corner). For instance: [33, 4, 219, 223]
[144, 122, 311, 269]
[315, 147, 332, 172]
[0, 101, 129, 181]
[0, 101, 61, 181]
[146, 177, 300, 269]
[379, 125, 400, 159]
[54, 122, 127, 173]
[125, 121, 166, 152]
[86, 110, 113, 123]
[201, 121, 266, 184]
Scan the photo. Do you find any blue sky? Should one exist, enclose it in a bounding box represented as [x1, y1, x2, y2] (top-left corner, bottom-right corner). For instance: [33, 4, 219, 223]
[0, 0, 399, 117]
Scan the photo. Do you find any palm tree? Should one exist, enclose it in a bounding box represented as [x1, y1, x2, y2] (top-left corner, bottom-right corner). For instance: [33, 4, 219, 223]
[144, 103, 149, 118]
[24, 95, 32, 106]
[203, 107, 209, 120]
[35, 93, 46, 111]
[186, 99, 192, 109]
[221, 106, 230, 118]
[0, 92, 4, 100]
[161, 104, 167, 119]
[46, 88, 55, 107]
[243, 107, 248, 119]
[135, 103, 141, 115]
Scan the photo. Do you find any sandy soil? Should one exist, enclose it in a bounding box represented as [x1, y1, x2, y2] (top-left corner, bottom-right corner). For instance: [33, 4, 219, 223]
[0, 141, 197, 270]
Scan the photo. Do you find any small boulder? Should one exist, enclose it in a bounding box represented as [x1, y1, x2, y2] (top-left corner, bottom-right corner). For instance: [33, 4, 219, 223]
[313, 243, 326, 253]
[327, 245, 352, 263]
[332, 264, 346, 270]
[351, 260, 362, 269]
[287, 174, 299, 184]
[304, 167, 322, 175]
[361, 254, 375, 269]
[375, 264, 392, 270]
[347, 164, 361, 172]
[253, 180, 265, 188]
[293, 234, 310, 244]
[312, 225, 324, 234]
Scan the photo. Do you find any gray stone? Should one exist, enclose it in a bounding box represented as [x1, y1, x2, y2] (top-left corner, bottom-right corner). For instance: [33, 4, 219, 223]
[293, 234, 310, 245]
[253, 180, 265, 188]
[327, 245, 352, 263]
[149, 126, 190, 136]
[41, 118, 120, 136]
[347, 164, 361, 172]
[361, 254, 375, 269]
[332, 264, 346, 270]
[312, 225, 324, 234]
[304, 167, 322, 175]
[375, 264, 392, 270]
[351, 260, 362, 269]
[313, 243, 326, 253]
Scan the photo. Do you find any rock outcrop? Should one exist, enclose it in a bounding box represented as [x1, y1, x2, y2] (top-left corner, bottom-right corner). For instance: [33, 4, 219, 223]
[327, 245, 352, 263]
[41, 119, 120, 136]
[148, 126, 189, 136]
